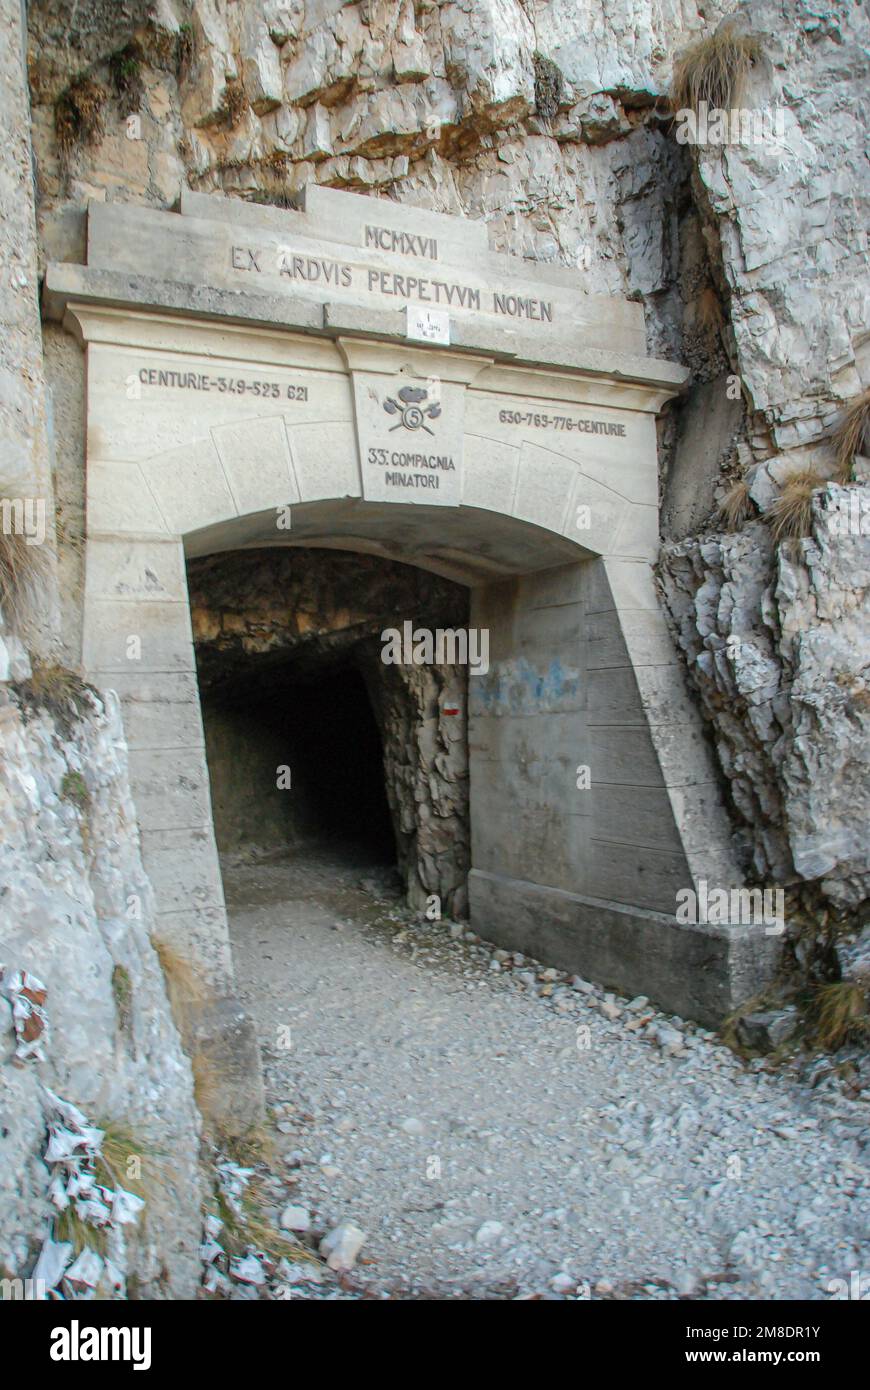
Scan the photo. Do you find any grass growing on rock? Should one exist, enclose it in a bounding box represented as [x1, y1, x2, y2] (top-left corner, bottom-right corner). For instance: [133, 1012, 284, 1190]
[670, 25, 765, 114]
[13, 662, 94, 735]
[766, 468, 826, 542]
[108, 41, 144, 115]
[209, 1166, 318, 1271]
[111, 963, 133, 1034]
[95, 1118, 162, 1200]
[176, 23, 194, 76]
[55, 1118, 160, 1257]
[217, 77, 248, 129]
[832, 386, 870, 482]
[246, 154, 298, 208]
[60, 768, 90, 813]
[718, 476, 754, 530]
[60, 766, 92, 858]
[54, 74, 106, 157]
[810, 981, 870, 1051]
[55, 1206, 109, 1258]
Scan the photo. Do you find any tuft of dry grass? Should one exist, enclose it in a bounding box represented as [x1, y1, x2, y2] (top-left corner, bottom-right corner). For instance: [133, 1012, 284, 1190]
[718, 477, 754, 530]
[54, 75, 106, 158]
[14, 662, 93, 734]
[248, 164, 295, 209]
[95, 1117, 164, 1201]
[670, 26, 765, 114]
[765, 468, 826, 543]
[217, 77, 248, 130]
[810, 981, 870, 1050]
[222, 1125, 276, 1169]
[141, 20, 178, 73]
[212, 1174, 317, 1268]
[54, 1118, 160, 1259]
[190, 1048, 224, 1121]
[55, 1205, 109, 1258]
[0, 513, 50, 633]
[153, 939, 208, 1020]
[832, 386, 870, 483]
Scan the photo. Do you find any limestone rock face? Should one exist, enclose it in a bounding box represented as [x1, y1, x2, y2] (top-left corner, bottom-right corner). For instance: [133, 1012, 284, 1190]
[661, 486, 870, 909]
[0, 683, 202, 1296]
[680, 1, 870, 472]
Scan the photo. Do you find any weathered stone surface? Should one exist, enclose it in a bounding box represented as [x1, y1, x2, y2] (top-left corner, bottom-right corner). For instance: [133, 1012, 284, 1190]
[15, 0, 870, 1061]
[661, 486, 870, 909]
[687, 2, 870, 446]
[735, 1007, 800, 1054]
[239, 6, 284, 115]
[835, 925, 870, 985]
[0, 677, 202, 1295]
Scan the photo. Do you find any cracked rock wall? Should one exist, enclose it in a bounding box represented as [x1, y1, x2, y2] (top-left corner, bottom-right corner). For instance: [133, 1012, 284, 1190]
[660, 0, 870, 915]
[662, 487, 869, 909]
[0, 670, 202, 1296]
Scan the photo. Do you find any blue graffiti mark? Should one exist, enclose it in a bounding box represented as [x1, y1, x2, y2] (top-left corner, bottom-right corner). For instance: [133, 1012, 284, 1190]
[470, 657, 580, 716]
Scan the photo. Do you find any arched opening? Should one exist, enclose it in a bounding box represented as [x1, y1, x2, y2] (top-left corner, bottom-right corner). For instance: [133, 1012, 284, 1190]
[188, 546, 471, 913]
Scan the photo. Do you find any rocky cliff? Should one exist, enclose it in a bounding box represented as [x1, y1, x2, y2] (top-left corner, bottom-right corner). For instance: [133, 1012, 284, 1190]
[0, 644, 202, 1297]
[1, 0, 867, 1299]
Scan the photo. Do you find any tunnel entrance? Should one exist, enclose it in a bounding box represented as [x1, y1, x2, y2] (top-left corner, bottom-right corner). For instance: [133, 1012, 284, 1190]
[189, 547, 471, 915]
[286, 666, 395, 863]
[201, 658, 396, 868]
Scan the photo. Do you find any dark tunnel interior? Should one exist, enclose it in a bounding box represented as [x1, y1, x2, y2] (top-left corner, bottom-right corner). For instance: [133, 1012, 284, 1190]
[201, 655, 396, 867]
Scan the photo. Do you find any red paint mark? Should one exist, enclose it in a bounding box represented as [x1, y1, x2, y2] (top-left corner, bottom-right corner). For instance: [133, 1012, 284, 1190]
[443, 706, 460, 716]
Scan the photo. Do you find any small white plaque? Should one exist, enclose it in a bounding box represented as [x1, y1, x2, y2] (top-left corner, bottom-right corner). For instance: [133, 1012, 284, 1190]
[406, 304, 450, 345]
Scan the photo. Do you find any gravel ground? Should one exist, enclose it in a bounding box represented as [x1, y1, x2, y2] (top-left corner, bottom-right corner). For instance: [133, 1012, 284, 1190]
[224, 847, 869, 1301]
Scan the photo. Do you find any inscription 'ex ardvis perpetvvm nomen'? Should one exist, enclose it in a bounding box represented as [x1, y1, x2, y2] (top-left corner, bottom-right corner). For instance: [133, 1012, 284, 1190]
[230, 245, 554, 322]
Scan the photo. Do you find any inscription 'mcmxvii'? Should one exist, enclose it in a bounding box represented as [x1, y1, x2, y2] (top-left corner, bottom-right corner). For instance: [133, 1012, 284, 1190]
[365, 224, 438, 260]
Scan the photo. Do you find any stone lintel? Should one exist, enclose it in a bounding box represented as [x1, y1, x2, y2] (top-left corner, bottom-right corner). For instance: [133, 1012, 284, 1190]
[44, 262, 688, 402]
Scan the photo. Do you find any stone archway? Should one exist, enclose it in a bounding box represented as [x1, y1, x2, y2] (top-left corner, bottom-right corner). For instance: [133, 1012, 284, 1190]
[44, 186, 779, 1057]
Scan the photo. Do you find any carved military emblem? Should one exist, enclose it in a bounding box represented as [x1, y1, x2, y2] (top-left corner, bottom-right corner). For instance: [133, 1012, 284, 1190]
[383, 385, 442, 434]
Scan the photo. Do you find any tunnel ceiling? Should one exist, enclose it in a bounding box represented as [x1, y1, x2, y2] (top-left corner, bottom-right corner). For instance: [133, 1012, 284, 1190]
[188, 546, 469, 698]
